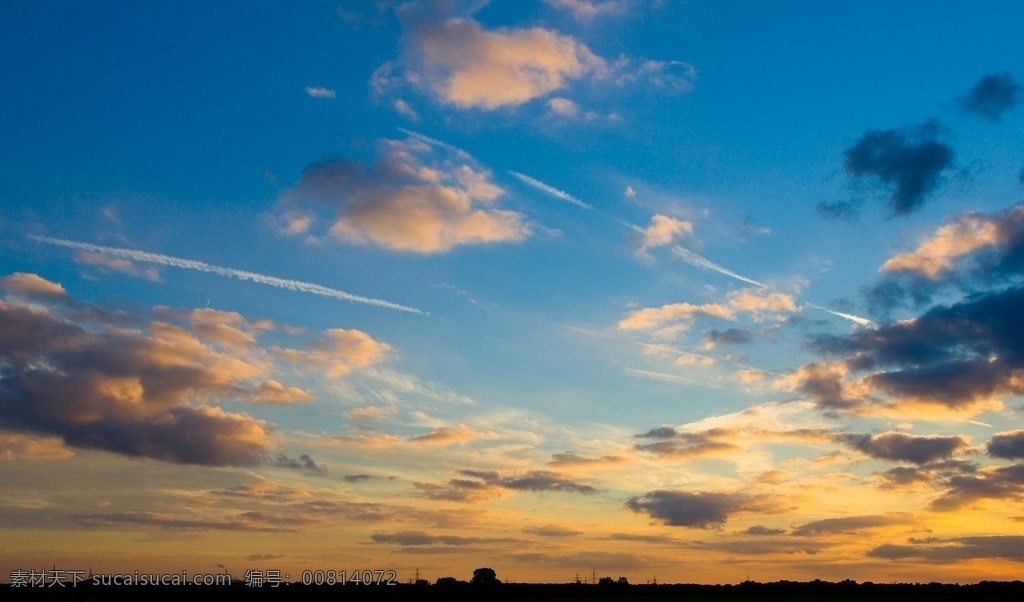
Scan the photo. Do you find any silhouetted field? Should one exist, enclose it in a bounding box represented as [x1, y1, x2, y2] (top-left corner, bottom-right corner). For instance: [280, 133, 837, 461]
[4, 580, 1024, 601]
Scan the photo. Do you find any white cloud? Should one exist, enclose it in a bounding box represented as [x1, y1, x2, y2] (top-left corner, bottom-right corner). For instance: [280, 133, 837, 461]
[547, 97, 580, 117]
[304, 86, 337, 99]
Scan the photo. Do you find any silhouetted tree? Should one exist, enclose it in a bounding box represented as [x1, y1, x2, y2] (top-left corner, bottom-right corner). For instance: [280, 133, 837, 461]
[435, 577, 460, 586]
[471, 567, 499, 586]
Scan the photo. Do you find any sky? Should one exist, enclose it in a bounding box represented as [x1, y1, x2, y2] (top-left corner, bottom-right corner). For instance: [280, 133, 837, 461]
[2, 0, 1024, 585]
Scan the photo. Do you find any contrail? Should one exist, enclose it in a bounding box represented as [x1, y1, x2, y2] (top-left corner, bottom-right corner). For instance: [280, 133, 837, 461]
[623, 368, 723, 389]
[396, 128, 471, 158]
[671, 245, 767, 288]
[804, 303, 875, 328]
[508, 171, 593, 210]
[30, 235, 424, 315]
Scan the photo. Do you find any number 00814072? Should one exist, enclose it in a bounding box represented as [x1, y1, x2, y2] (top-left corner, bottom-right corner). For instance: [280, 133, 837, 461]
[300, 569, 397, 585]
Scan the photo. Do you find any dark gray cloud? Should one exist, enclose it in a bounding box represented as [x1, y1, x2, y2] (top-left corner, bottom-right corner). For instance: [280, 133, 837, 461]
[743, 525, 786, 535]
[522, 524, 582, 537]
[460, 469, 598, 494]
[633, 427, 737, 458]
[877, 465, 934, 490]
[959, 73, 1022, 121]
[369, 530, 516, 546]
[547, 450, 628, 467]
[930, 462, 1024, 510]
[843, 119, 954, 215]
[271, 453, 327, 474]
[0, 292, 271, 467]
[836, 432, 968, 464]
[864, 205, 1024, 315]
[68, 511, 294, 533]
[602, 532, 681, 543]
[415, 469, 597, 502]
[869, 535, 1024, 562]
[790, 362, 860, 412]
[636, 426, 679, 439]
[876, 459, 979, 490]
[816, 199, 862, 223]
[705, 327, 754, 346]
[691, 539, 826, 555]
[809, 285, 1024, 411]
[791, 514, 911, 536]
[624, 490, 754, 529]
[343, 473, 379, 483]
[987, 430, 1024, 460]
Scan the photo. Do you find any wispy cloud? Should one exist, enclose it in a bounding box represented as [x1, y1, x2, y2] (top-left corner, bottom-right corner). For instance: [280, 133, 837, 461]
[30, 235, 423, 314]
[670, 245, 766, 288]
[509, 171, 593, 209]
[304, 86, 336, 99]
[623, 367, 723, 389]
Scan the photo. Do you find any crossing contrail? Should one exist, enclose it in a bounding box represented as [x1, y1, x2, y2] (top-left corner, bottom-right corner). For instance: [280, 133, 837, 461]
[508, 171, 593, 210]
[30, 235, 424, 315]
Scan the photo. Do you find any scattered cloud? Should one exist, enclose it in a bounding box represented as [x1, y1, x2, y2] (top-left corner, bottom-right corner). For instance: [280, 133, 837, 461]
[619, 288, 796, 334]
[270, 453, 327, 474]
[522, 524, 582, 537]
[632, 214, 693, 258]
[987, 430, 1024, 460]
[274, 328, 390, 378]
[0, 273, 66, 298]
[633, 426, 738, 459]
[843, 119, 954, 215]
[277, 139, 529, 254]
[625, 490, 762, 529]
[880, 205, 1024, 280]
[0, 293, 272, 466]
[870, 535, 1024, 562]
[407, 423, 496, 445]
[547, 451, 630, 468]
[547, 97, 580, 117]
[545, 0, 633, 21]
[304, 86, 337, 99]
[370, 530, 518, 548]
[959, 73, 1021, 121]
[415, 469, 598, 502]
[930, 463, 1024, 510]
[807, 286, 1024, 413]
[387, 7, 606, 110]
[791, 514, 913, 536]
[836, 432, 969, 465]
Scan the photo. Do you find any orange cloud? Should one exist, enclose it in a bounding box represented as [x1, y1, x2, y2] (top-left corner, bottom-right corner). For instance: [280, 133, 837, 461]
[275, 328, 390, 378]
[408, 423, 497, 446]
[409, 18, 605, 109]
[882, 212, 1006, 277]
[0, 273, 66, 297]
[278, 139, 530, 254]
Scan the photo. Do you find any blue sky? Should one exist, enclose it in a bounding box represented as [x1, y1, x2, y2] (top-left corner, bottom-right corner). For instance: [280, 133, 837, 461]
[2, 0, 1024, 584]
